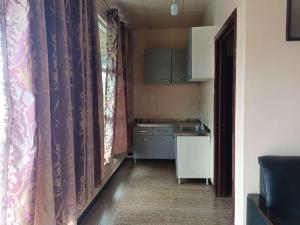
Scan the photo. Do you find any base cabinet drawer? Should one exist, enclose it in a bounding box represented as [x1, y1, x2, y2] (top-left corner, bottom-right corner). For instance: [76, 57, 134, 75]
[133, 136, 154, 159]
[134, 127, 153, 136]
[153, 127, 173, 136]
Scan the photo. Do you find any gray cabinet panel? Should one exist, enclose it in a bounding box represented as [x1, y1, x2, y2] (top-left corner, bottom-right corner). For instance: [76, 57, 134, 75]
[144, 49, 171, 84]
[133, 126, 175, 160]
[154, 136, 174, 159]
[187, 30, 192, 81]
[153, 127, 173, 136]
[172, 49, 187, 84]
[133, 136, 154, 159]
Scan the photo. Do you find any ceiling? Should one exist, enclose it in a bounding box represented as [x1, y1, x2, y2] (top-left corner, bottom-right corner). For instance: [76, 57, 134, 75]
[97, 0, 212, 29]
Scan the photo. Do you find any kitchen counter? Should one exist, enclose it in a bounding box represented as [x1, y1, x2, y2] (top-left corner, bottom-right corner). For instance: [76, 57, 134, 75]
[173, 131, 210, 137]
[134, 119, 210, 137]
[135, 119, 200, 128]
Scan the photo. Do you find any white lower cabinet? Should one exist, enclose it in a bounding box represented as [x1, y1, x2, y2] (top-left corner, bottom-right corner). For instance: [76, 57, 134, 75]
[175, 136, 211, 184]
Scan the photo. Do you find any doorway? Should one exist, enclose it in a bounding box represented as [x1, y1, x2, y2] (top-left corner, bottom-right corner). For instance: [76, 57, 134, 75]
[214, 9, 237, 202]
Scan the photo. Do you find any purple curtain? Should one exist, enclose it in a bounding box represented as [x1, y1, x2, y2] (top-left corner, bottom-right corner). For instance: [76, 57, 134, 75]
[125, 30, 134, 148]
[65, 0, 103, 209]
[104, 10, 133, 162]
[0, 0, 104, 224]
[113, 22, 128, 156]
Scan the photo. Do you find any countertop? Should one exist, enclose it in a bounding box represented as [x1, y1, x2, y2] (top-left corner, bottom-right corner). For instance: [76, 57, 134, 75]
[173, 127, 210, 137]
[134, 119, 210, 137]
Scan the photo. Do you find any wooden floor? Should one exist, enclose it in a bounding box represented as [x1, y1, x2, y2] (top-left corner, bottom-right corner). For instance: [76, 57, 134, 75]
[80, 160, 232, 225]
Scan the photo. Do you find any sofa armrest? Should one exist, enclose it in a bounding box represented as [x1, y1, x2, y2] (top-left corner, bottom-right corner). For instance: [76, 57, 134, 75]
[247, 194, 279, 225]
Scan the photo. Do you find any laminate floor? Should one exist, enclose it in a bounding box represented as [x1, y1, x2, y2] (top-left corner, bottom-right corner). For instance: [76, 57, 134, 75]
[80, 160, 232, 225]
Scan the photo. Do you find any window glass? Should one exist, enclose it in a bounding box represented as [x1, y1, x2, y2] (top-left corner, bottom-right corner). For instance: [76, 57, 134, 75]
[98, 15, 107, 101]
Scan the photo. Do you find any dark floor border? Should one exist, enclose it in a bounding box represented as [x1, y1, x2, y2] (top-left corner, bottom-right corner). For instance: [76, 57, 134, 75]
[77, 158, 128, 224]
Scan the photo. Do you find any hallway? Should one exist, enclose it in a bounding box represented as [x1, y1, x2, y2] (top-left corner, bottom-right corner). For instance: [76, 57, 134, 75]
[80, 160, 232, 225]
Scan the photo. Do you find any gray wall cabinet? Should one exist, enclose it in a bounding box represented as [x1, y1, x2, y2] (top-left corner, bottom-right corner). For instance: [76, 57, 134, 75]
[144, 49, 172, 84]
[133, 127, 175, 160]
[144, 48, 187, 85]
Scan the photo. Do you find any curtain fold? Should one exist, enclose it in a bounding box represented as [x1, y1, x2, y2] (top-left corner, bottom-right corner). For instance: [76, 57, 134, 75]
[112, 21, 128, 156]
[0, 1, 12, 224]
[104, 9, 133, 162]
[125, 30, 134, 148]
[0, 0, 104, 224]
[44, 1, 78, 223]
[104, 9, 119, 164]
[2, 1, 59, 224]
[91, 2, 105, 187]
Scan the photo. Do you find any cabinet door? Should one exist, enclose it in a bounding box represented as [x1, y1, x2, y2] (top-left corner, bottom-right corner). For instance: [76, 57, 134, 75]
[154, 136, 174, 159]
[186, 30, 192, 81]
[172, 49, 187, 84]
[176, 136, 211, 179]
[133, 136, 154, 159]
[144, 49, 171, 84]
[190, 26, 216, 81]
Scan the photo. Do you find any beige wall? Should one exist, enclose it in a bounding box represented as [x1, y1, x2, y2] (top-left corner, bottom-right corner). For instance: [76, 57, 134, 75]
[133, 29, 202, 120]
[244, 0, 300, 222]
[204, 0, 300, 224]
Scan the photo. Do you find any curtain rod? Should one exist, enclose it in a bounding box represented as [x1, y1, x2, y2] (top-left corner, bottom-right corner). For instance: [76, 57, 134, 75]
[103, 0, 111, 10]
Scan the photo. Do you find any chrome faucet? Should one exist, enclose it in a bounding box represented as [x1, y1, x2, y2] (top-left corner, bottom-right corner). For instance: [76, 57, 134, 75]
[193, 111, 205, 131]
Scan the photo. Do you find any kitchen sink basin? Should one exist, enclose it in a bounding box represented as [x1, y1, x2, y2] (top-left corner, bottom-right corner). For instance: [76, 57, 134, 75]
[175, 124, 209, 136]
[178, 124, 200, 132]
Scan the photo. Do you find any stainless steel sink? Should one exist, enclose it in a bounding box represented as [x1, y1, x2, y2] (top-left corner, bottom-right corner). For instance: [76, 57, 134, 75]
[178, 124, 200, 132]
[175, 124, 210, 137]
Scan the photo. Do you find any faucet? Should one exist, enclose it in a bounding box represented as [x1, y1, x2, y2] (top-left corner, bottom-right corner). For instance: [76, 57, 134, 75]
[193, 111, 205, 131]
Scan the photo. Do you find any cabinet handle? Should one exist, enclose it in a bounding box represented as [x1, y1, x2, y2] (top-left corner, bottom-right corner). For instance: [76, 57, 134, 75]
[160, 79, 169, 82]
[159, 130, 168, 133]
[143, 138, 151, 141]
[138, 130, 148, 133]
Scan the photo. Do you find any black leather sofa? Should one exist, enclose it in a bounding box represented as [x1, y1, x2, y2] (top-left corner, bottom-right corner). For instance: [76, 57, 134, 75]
[247, 156, 300, 225]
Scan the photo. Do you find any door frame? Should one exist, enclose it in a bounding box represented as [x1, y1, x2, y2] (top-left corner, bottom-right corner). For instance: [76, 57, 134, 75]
[214, 8, 237, 219]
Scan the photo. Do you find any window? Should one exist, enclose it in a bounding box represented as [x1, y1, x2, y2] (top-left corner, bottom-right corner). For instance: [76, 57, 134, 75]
[98, 15, 110, 165]
[98, 15, 107, 101]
